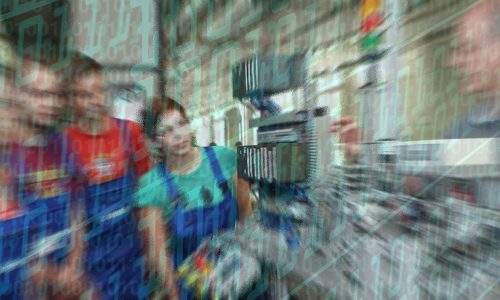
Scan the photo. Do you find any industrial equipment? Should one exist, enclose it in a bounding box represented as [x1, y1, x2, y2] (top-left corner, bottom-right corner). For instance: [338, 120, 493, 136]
[178, 53, 356, 299]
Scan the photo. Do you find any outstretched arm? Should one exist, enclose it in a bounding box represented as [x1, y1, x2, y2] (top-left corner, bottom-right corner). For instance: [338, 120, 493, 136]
[138, 207, 179, 300]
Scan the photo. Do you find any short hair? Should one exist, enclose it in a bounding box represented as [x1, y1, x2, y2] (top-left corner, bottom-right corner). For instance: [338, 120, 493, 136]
[69, 52, 103, 82]
[151, 97, 189, 136]
[10, 48, 68, 89]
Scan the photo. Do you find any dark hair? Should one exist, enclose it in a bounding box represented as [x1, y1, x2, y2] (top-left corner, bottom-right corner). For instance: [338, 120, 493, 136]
[69, 52, 103, 82]
[150, 97, 188, 137]
[140, 98, 188, 138]
[11, 48, 68, 87]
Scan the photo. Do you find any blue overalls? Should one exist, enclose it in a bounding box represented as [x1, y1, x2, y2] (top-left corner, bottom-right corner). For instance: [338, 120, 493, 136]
[158, 147, 238, 299]
[78, 119, 149, 300]
[0, 197, 74, 299]
[1, 136, 76, 299]
[0, 211, 30, 299]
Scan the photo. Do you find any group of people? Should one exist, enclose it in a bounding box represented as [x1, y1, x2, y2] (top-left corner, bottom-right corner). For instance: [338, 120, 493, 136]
[1, 0, 500, 299]
[0, 51, 251, 300]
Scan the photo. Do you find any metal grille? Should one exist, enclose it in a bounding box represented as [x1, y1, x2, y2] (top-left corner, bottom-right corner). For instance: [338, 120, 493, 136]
[232, 53, 307, 98]
[237, 143, 308, 183]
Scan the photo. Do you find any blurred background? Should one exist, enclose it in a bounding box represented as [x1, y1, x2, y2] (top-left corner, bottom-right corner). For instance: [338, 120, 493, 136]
[1, 0, 482, 146]
[0, 1, 498, 299]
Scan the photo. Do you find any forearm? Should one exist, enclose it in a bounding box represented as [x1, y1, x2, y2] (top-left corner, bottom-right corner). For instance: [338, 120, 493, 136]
[235, 176, 252, 223]
[47, 209, 92, 298]
[138, 208, 178, 298]
[68, 209, 85, 271]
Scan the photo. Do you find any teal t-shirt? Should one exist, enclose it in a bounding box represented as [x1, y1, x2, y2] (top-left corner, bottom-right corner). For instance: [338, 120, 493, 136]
[133, 146, 237, 223]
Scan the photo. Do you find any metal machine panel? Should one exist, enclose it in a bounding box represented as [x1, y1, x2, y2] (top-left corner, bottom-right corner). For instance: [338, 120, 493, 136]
[232, 53, 307, 98]
[237, 143, 308, 183]
[396, 138, 500, 178]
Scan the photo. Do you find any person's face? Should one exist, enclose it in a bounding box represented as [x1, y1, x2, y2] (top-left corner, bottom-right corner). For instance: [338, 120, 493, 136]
[71, 71, 108, 120]
[449, 5, 500, 94]
[158, 110, 192, 157]
[18, 62, 65, 128]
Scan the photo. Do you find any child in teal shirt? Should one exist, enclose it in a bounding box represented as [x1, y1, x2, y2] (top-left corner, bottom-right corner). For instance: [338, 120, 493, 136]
[134, 98, 252, 300]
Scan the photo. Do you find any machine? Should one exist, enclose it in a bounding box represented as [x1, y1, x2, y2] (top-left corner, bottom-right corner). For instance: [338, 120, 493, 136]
[176, 53, 356, 299]
[348, 137, 500, 299]
[395, 138, 500, 299]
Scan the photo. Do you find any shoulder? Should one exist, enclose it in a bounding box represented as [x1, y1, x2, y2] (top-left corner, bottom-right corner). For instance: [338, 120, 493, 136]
[134, 166, 168, 207]
[137, 165, 163, 186]
[120, 119, 150, 148]
[59, 128, 86, 159]
[49, 132, 87, 177]
[62, 126, 82, 141]
[122, 119, 145, 136]
[204, 146, 237, 175]
[47, 131, 77, 155]
[204, 146, 237, 164]
[110, 118, 144, 138]
[210, 146, 236, 160]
